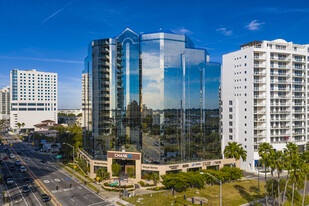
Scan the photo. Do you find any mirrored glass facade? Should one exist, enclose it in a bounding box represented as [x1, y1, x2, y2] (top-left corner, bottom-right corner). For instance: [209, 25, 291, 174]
[83, 28, 220, 164]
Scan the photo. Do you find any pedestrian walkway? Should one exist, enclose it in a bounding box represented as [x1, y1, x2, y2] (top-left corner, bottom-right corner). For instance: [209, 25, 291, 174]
[59, 162, 134, 206]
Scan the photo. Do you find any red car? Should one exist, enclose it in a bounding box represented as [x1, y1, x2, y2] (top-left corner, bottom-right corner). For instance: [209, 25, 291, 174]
[3, 156, 8, 160]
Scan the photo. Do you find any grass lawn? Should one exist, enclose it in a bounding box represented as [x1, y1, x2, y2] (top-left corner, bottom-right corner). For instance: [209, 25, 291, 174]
[124, 179, 265, 206]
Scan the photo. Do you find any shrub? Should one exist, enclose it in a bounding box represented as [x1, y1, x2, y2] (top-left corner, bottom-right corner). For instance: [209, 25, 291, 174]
[138, 181, 145, 187]
[112, 163, 121, 176]
[96, 168, 110, 180]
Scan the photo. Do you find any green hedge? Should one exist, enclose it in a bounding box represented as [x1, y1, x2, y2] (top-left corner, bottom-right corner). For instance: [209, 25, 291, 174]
[103, 182, 134, 188]
[138, 181, 156, 187]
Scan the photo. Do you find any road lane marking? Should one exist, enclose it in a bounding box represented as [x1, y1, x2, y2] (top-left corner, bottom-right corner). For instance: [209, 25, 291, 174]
[3, 157, 29, 206]
[44, 180, 50, 183]
[10, 146, 61, 206]
[29, 183, 42, 206]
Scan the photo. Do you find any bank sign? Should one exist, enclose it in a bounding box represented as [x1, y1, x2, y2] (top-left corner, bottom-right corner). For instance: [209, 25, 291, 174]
[107, 152, 140, 160]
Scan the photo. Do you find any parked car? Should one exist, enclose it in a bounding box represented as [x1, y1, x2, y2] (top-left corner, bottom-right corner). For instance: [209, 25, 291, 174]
[41, 194, 51, 202]
[17, 150, 21, 155]
[15, 160, 21, 166]
[22, 185, 30, 193]
[41, 159, 46, 163]
[20, 166, 26, 173]
[9, 153, 14, 158]
[3, 156, 8, 160]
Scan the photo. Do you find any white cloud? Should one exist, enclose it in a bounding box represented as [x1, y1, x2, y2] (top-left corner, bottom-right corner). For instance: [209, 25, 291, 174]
[216, 28, 232, 36]
[245, 20, 265, 31]
[172, 27, 192, 35]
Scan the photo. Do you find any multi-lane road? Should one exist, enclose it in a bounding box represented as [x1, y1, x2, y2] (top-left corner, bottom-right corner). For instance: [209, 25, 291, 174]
[1, 134, 114, 206]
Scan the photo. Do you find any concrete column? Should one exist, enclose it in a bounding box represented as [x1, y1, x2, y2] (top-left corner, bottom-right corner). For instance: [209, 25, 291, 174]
[135, 159, 141, 180]
[107, 157, 113, 177]
[182, 168, 187, 172]
[89, 161, 95, 179]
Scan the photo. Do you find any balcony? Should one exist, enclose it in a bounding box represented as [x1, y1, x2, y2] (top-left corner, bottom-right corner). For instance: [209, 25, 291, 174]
[254, 79, 265, 83]
[271, 95, 290, 99]
[292, 81, 305, 84]
[271, 88, 290, 91]
[271, 118, 288, 121]
[254, 118, 266, 122]
[293, 67, 305, 70]
[254, 87, 265, 91]
[254, 110, 266, 114]
[254, 64, 266, 68]
[254, 72, 266, 76]
[254, 103, 265, 106]
[292, 95, 305, 99]
[254, 56, 266, 60]
[270, 72, 289, 76]
[293, 110, 305, 113]
[270, 57, 290, 61]
[271, 110, 290, 114]
[270, 80, 289, 84]
[254, 126, 266, 130]
[292, 73, 305, 77]
[293, 59, 305, 63]
[254, 95, 266, 99]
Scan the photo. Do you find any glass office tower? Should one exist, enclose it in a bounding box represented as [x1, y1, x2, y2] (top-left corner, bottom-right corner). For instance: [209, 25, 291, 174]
[83, 28, 219, 164]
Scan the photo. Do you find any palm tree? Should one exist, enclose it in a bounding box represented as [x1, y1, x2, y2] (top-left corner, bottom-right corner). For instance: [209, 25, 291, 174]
[288, 144, 303, 206]
[267, 149, 277, 205]
[223, 142, 247, 162]
[301, 151, 309, 206]
[258, 142, 272, 206]
[274, 150, 284, 206]
[282, 142, 299, 204]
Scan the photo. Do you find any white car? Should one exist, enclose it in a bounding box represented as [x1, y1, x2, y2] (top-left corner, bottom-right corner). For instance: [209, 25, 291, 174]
[20, 166, 26, 173]
[6, 178, 14, 185]
[9, 153, 14, 158]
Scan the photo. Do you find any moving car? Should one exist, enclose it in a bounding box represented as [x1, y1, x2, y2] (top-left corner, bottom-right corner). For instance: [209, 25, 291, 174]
[20, 166, 26, 173]
[3, 156, 8, 160]
[41, 194, 51, 202]
[9, 153, 14, 158]
[15, 160, 21, 166]
[23, 177, 32, 183]
[9, 165, 15, 171]
[6, 175, 14, 185]
[41, 159, 46, 163]
[22, 185, 30, 193]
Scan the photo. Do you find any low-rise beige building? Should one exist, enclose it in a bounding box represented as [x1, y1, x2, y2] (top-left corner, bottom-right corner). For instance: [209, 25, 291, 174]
[77, 149, 238, 180]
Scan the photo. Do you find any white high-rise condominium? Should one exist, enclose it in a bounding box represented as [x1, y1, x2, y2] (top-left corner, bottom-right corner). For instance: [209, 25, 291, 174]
[10, 69, 58, 131]
[0, 86, 10, 120]
[221, 39, 309, 172]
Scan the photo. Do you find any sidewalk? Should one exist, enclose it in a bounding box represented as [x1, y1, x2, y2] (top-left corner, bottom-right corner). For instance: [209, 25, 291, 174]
[59, 162, 134, 206]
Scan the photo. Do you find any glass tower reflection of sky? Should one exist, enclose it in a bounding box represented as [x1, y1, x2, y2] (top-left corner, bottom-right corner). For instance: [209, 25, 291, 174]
[83, 28, 220, 164]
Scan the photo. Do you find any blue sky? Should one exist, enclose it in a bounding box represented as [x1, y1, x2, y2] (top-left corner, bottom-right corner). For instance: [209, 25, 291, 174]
[1, 0, 309, 108]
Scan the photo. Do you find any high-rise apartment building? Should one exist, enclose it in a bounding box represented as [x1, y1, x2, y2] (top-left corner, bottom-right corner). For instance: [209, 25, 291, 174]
[10, 69, 58, 131]
[79, 28, 230, 179]
[221, 39, 309, 172]
[0, 86, 10, 120]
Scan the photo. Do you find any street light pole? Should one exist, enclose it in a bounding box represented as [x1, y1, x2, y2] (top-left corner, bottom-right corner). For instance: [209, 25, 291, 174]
[201, 172, 222, 206]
